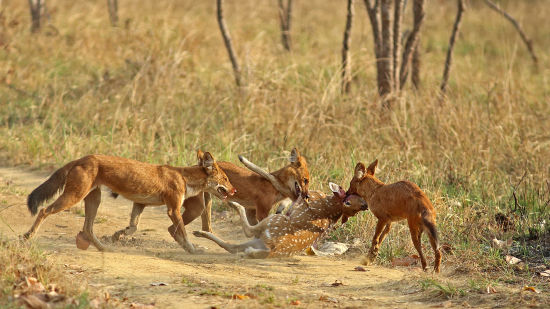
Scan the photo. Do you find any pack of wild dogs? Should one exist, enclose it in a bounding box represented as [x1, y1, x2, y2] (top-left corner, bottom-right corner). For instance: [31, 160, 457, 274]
[23, 148, 441, 272]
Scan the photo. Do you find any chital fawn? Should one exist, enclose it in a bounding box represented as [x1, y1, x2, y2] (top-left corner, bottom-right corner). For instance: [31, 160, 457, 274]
[193, 182, 367, 258]
[347, 160, 442, 272]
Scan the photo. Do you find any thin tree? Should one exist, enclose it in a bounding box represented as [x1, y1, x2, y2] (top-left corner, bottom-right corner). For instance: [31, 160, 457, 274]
[483, 0, 538, 66]
[399, 0, 424, 89]
[440, 0, 465, 94]
[363, 0, 383, 94]
[277, 0, 293, 51]
[411, 37, 421, 89]
[107, 0, 119, 27]
[362, 0, 426, 99]
[216, 0, 242, 86]
[341, 0, 355, 94]
[379, 0, 393, 97]
[392, 0, 404, 90]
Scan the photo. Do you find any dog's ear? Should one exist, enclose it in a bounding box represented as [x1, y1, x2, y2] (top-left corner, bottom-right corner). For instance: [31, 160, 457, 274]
[289, 148, 301, 166]
[366, 159, 378, 176]
[354, 162, 366, 179]
[201, 152, 215, 172]
[196, 149, 205, 165]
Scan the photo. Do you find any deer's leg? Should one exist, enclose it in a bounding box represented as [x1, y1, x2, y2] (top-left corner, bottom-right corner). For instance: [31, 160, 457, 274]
[227, 202, 265, 238]
[409, 218, 427, 271]
[82, 187, 110, 251]
[193, 231, 268, 255]
[24, 166, 93, 240]
[112, 203, 146, 241]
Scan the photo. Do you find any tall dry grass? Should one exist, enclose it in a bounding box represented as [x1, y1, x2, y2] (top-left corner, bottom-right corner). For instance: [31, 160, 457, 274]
[1, 0, 549, 269]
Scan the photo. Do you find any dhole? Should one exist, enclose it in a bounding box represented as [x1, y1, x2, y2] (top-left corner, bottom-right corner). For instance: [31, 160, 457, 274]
[347, 160, 442, 272]
[24, 152, 235, 253]
[112, 148, 310, 240]
[193, 182, 367, 258]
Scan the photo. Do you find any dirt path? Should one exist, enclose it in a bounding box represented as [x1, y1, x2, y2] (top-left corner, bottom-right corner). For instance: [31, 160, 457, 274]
[0, 167, 437, 308]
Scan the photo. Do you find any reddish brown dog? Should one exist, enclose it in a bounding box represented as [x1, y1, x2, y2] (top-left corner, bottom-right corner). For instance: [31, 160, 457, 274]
[347, 160, 442, 272]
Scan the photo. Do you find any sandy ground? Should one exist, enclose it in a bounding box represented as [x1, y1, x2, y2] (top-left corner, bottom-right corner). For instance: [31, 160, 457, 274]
[0, 167, 459, 308]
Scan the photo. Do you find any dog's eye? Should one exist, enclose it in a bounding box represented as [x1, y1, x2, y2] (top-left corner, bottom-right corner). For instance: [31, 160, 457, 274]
[344, 201, 351, 206]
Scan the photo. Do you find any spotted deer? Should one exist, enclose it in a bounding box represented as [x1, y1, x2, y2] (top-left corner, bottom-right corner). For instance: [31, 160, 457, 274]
[193, 182, 368, 258]
[347, 160, 442, 272]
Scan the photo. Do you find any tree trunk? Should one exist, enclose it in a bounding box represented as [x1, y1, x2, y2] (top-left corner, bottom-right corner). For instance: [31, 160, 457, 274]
[379, 0, 393, 97]
[277, 0, 293, 51]
[399, 0, 424, 89]
[341, 0, 355, 94]
[216, 0, 242, 87]
[107, 0, 119, 27]
[411, 37, 421, 89]
[440, 0, 465, 94]
[392, 0, 404, 91]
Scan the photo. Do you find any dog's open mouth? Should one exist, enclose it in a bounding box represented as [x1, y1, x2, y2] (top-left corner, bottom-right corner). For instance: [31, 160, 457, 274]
[217, 187, 229, 199]
[294, 182, 301, 198]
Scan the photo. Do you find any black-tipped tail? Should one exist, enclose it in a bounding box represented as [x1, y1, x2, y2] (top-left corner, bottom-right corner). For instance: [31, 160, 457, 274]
[27, 164, 71, 216]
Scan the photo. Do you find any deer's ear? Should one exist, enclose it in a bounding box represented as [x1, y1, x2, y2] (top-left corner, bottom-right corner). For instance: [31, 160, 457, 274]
[366, 159, 378, 175]
[290, 148, 300, 166]
[354, 162, 366, 179]
[329, 182, 345, 199]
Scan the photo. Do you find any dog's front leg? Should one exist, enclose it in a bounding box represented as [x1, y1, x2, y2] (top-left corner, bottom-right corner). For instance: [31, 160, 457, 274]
[166, 198, 197, 254]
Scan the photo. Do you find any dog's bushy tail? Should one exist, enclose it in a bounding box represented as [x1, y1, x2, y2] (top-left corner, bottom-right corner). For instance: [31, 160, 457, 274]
[422, 210, 439, 246]
[27, 161, 75, 215]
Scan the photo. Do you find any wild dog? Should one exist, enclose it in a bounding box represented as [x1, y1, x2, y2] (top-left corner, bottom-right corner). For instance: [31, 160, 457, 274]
[112, 148, 310, 240]
[192, 182, 367, 258]
[24, 152, 235, 253]
[347, 160, 442, 272]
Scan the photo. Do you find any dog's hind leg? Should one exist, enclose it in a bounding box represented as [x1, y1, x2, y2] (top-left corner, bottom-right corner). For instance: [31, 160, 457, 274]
[112, 203, 145, 241]
[193, 231, 268, 254]
[82, 187, 110, 252]
[24, 165, 94, 240]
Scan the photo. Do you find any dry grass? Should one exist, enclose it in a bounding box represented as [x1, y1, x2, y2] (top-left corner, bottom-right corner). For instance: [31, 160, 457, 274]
[0, 0, 549, 291]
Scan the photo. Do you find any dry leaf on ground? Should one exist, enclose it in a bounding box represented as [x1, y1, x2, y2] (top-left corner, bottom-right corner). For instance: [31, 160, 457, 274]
[522, 286, 541, 293]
